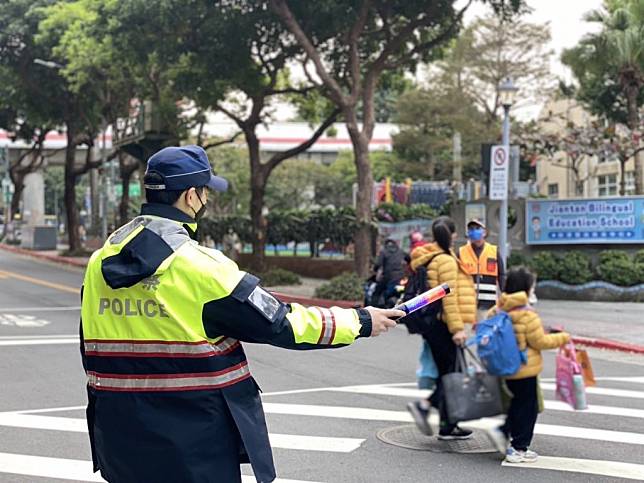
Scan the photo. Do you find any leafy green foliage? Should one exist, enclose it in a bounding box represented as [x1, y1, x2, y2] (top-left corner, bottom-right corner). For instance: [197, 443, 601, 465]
[314, 272, 364, 301]
[374, 203, 437, 222]
[507, 252, 528, 268]
[596, 250, 644, 286]
[557, 251, 594, 285]
[561, 0, 644, 127]
[258, 268, 301, 287]
[527, 252, 560, 281]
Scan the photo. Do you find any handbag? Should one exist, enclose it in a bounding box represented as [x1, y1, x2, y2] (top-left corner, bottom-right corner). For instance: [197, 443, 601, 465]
[576, 349, 596, 387]
[556, 342, 588, 410]
[442, 347, 504, 424]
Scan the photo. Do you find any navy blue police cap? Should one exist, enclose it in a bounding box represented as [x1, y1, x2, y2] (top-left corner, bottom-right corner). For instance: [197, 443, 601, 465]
[144, 145, 228, 192]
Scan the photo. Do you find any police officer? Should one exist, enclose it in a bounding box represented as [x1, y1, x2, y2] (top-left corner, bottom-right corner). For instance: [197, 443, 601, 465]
[457, 218, 505, 320]
[80, 145, 403, 483]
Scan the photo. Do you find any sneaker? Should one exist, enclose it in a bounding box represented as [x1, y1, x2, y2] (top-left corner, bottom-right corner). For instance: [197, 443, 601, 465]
[407, 401, 432, 436]
[505, 447, 539, 463]
[485, 427, 509, 454]
[437, 426, 473, 441]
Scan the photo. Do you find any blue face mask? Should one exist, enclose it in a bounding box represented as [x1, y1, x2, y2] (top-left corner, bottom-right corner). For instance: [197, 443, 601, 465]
[467, 228, 484, 241]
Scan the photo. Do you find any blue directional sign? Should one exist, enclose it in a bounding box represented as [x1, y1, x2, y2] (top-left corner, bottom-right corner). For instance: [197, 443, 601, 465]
[526, 197, 644, 245]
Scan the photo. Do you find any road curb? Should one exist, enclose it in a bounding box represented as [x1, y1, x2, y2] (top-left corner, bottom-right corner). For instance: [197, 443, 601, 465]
[2, 243, 643, 355]
[0, 243, 87, 268]
[571, 335, 644, 355]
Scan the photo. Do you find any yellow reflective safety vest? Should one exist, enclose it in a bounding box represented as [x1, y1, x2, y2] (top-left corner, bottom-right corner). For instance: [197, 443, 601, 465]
[80, 203, 372, 483]
[458, 241, 499, 310]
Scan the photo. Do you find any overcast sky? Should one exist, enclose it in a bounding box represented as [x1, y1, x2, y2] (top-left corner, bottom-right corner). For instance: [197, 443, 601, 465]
[462, 0, 604, 118]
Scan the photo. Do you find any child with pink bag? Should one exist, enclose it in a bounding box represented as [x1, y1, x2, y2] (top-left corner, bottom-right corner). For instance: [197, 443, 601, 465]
[485, 266, 570, 463]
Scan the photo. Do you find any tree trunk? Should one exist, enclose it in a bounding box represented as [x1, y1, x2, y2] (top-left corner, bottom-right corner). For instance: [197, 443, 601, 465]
[625, 85, 642, 195]
[347, 122, 373, 277]
[119, 154, 138, 226]
[248, 132, 268, 273]
[64, 128, 81, 253]
[9, 175, 24, 220]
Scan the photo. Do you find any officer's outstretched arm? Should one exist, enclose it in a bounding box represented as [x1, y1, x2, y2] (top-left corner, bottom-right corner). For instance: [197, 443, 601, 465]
[202, 273, 396, 349]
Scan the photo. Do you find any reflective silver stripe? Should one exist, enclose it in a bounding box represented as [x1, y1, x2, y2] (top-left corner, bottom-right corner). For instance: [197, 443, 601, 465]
[477, 283, 498, 292]
[84, 337, 239, 356]
[87, 362, 250, 391]
[318, 308, 336, 345]
[478, 293, 498, 301]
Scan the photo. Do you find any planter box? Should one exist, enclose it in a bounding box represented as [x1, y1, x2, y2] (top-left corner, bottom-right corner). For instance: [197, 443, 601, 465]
[238, 254, 354, 280]
[537, 280, 644, 302]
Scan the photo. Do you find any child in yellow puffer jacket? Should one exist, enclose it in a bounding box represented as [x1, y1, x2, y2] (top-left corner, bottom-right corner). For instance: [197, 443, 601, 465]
[486, 266, 570, 464]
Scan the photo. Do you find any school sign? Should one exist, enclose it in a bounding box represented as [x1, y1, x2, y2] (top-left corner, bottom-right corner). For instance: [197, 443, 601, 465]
[526, 197, 644, 245]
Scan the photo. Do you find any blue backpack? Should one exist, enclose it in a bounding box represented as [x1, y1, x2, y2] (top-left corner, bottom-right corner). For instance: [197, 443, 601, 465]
[473, 308, 527, 377]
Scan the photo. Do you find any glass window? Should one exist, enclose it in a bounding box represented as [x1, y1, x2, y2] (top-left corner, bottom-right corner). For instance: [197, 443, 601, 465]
[547, 183, 559, 198]
[625, 171, 636, 196]
[598, 174, 618, 197]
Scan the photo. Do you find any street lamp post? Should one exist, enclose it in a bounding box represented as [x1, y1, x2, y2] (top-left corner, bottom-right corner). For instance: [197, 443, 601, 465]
[497, 77, 518, 266]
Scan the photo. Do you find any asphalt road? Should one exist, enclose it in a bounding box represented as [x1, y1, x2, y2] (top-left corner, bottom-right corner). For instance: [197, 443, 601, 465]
[1, 249, 644, 482]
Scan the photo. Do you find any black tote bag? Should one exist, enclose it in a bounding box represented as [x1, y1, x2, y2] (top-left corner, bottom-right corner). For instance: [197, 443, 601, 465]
[442, 347, 504, 424]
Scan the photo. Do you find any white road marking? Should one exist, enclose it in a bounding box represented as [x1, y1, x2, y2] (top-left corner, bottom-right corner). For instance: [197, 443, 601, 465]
[460, 417, 644, 446]
[0, 306, 80, 312]
[0, 413, 363, 453]
[268, 433, 363, 452]
[0, 452, 319, 483]
[264, 403, 411, 422]
[541, 382, 644, 400]
[542, 376, 644, 384]
[0, 452, 104, 482]
[0, 334, 77, 340]
[0, 338, 78, 346]
[0, 314, 50, 327]
[502, 455, 644, 481]
[328, 385, 430, 399]
[544, 400, 644, 419]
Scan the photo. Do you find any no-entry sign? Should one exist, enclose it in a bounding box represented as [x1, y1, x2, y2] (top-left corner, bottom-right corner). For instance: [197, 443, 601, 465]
[489, 145, 509, 200]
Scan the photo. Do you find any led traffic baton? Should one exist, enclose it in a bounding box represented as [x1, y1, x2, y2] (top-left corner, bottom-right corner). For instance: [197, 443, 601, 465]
[394, 283, 450, 317]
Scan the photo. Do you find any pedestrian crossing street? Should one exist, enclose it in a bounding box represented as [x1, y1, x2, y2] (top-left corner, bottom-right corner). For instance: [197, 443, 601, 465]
[1, 377, 644, 482]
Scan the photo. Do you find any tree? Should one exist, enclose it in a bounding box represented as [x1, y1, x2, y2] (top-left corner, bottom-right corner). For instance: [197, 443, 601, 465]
[268, 0, 525, 276]
[0, 0, 60, 231]
[393, 87, 496, 180]
[562, 0, 644, 192]
[178, 2, 339, 271]
[432, 14, 555, 127]
[33, 0, 134, 253]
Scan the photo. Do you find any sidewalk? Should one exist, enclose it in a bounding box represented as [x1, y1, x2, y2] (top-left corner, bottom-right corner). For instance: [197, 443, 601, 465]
[2, 243, 643, 353]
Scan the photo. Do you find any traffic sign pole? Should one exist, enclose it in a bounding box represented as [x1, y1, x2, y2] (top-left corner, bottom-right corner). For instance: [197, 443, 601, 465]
[499, 105, 511, 265]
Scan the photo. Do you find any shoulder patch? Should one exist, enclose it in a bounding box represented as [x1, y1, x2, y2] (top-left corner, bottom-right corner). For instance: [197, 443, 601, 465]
[248, 286, 282, 323]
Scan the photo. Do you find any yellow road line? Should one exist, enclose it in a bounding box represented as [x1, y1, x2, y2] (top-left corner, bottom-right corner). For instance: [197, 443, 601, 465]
[0, 270, 79, 295]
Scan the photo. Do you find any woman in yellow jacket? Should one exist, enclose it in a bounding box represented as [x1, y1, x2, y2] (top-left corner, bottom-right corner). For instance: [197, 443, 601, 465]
[486, 266, 570, 463]
[407, 216, 477, 440]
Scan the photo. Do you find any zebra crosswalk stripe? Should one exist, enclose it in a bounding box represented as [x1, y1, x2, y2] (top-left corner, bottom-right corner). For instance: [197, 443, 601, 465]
[0, 451, 319, 483]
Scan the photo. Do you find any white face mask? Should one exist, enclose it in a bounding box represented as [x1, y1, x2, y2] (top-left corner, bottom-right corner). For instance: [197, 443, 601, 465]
[528, 290, 538, 306]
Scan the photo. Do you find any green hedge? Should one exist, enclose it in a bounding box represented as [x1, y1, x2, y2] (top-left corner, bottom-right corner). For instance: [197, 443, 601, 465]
[526, 250, 644, 286]
[527, 252, 561, 281]
[558, 251, 594, 285]
[314, 272, 364, 301]
[258, 268, 301, 287]
[201, 204, 437, 251]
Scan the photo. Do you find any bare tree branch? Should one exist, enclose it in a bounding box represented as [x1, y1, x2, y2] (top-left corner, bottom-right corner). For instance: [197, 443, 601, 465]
[347, 0, 372, 104]
[264, 108, 340, 173]
[270, 0, 346, 106]
[201, 131, 243, 150]
[215, 103, 245, 127]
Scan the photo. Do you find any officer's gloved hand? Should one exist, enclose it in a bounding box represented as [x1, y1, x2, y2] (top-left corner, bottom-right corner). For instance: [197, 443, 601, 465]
[364, 307, 404, 336]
